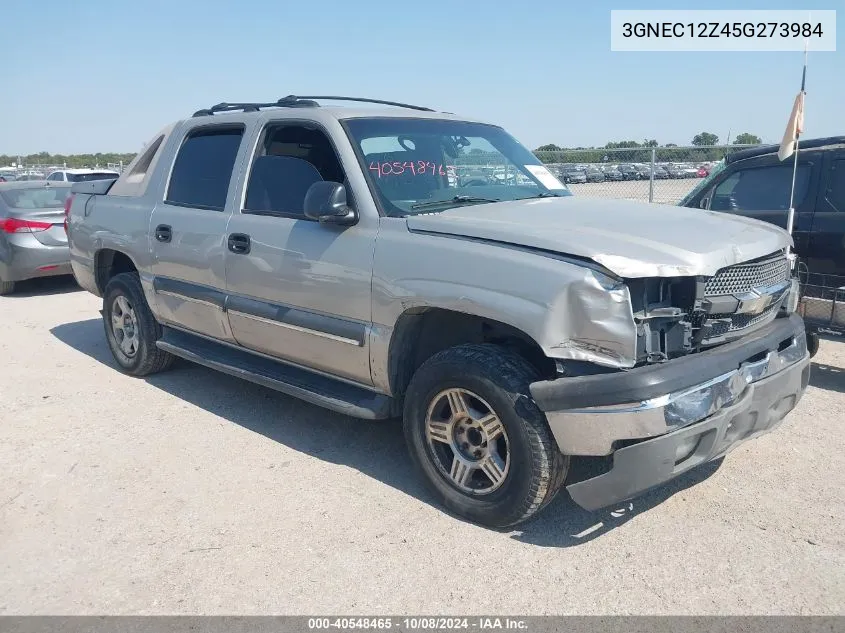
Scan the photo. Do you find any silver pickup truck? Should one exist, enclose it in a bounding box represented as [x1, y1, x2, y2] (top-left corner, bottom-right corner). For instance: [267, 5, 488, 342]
[66, 96, 811, 528]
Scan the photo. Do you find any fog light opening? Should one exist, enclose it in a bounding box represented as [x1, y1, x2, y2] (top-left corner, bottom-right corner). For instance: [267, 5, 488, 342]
[674, 435, 701, 465]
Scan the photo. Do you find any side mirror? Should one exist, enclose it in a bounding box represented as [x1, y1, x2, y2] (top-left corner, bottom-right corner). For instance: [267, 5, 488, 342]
[304, 181, 357, 226]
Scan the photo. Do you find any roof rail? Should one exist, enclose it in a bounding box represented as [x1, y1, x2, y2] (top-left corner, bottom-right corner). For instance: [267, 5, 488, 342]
[726, 135, 845, 164]
[192, 95, 434, 117]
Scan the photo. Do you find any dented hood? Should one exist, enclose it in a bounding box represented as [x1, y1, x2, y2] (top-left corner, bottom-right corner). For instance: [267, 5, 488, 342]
[405, 197, 792, 278]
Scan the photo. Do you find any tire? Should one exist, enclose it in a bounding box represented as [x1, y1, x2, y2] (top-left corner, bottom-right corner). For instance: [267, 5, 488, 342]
[102, 272, 174, 376]
[806, 327, 820, 358]
[0, 280, 14, 295]
[403, 344, 569, 528]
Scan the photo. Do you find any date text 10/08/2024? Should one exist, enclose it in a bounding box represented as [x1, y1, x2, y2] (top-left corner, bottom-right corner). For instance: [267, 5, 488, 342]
[369, 161, 457, 178]
[308, 617, 529, 630]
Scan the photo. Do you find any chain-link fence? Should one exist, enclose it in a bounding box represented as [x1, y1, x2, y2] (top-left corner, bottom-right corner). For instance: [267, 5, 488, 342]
[4, 145, 757, 205]
[531, 145, 755, 204]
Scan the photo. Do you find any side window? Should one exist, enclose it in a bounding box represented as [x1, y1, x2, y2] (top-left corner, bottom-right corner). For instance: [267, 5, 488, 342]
[825, 159, 845, 212]
[243, 125, 345, 218]
[710, 164, 811, 211]
[46, 172, 61, 181]
[125, 135, 164, 185]
[166, 126, 244, 211]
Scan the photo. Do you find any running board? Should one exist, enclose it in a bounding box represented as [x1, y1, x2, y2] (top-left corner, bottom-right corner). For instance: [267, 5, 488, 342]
[157, 327, 395, 419]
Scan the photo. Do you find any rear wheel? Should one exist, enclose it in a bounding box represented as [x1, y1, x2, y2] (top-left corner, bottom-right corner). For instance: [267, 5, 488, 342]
[103, 272, 174, 376]
[0, 280, 14, 295]
[403, 344, 568, 528]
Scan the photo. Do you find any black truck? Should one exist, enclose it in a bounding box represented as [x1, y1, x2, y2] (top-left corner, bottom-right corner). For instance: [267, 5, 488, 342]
[680, 136, 845, 347]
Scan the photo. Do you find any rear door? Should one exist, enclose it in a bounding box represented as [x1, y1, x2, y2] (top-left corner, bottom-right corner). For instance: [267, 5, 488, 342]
[148, 123, 247, 342]
[806, 152, 845, 274]
[706, 156, 819, 255]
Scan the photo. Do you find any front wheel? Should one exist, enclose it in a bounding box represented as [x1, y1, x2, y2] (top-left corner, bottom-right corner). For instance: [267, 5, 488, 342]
[403, 344, 568, 528]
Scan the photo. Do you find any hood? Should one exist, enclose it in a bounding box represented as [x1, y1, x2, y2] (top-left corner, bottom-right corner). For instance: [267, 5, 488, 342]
[405, 197, 791, 278]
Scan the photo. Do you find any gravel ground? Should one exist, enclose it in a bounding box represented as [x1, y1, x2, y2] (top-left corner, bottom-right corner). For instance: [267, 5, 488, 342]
[1, 276, 844, 615]
[566, 178, 702, 205]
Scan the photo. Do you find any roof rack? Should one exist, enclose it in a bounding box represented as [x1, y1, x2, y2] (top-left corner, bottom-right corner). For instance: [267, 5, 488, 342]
[726, 135, 845, 164]
[192, 95, 434, 117]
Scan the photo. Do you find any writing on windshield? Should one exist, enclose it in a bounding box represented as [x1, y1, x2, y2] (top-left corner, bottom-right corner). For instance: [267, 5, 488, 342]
[368, 161, 457, 178]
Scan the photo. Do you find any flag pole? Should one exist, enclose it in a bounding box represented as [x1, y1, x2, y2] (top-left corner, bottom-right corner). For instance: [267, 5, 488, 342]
[785, 44, 808, 239]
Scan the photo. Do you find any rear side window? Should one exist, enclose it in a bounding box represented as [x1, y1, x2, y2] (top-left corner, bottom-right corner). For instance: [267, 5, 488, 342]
[1, 186, 72, 208]
[826, 159, 845, 212]
[166, 126, 244, 210]
[710, 164, 811, 211]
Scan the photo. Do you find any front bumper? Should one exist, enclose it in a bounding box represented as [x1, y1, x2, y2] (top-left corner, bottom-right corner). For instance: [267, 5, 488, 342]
[530, 314, 810, 511]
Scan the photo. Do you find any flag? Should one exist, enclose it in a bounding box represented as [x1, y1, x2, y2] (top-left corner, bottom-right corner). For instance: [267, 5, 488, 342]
[777, 91, 805, 162]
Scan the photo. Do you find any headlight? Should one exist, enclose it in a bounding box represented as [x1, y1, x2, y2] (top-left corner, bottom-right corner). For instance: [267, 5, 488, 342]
[783, 278, 800, 314]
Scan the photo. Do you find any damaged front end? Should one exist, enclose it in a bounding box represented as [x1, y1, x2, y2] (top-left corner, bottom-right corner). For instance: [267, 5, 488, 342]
[628, 250, 798, 365]
[549, 249, 799, 371]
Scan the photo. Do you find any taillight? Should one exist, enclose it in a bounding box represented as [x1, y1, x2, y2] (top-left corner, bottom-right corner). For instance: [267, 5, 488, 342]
[63, 194, 74, 233]
[0, 218, 53, 233]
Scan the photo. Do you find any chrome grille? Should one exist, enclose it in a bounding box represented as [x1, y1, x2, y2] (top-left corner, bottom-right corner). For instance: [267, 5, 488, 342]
[708, 301, 782, 338]
[704, 254, 790, 297]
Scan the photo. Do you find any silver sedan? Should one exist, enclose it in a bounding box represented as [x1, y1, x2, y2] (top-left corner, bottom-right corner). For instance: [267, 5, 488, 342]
[0, 181, 73, 295]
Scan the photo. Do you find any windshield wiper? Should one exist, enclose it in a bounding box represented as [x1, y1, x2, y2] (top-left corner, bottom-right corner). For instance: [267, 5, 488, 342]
[518, 192, 564, 199]
[410, 195, 500, 210]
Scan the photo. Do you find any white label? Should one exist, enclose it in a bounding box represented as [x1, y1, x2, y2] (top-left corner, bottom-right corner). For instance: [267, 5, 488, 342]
[610, 10, 836, 52]
[526, 165, 567, 190]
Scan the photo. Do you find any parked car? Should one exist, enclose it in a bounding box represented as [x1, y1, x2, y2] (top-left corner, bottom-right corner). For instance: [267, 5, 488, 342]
[66, 96, 809, 528]
[679, 135, 845, 277]
[602, 167, 624, 181]
[617, 164, 639, 180]
[584, 167, 605, 183]
[14, 172, 45, 181]
[45, 168, 120, 183]
[697, 166, 709, 178]
[633, 165, 652, 180]
[666, 165, 687, 179]
[652, 166, 670, 180]
[559, 166, 587, 184]
[0, 181, 73, 294]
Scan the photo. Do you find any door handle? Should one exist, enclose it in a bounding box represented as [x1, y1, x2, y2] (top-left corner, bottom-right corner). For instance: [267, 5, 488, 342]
[154, 224, 172, 243]
[227, 233, 251, 254]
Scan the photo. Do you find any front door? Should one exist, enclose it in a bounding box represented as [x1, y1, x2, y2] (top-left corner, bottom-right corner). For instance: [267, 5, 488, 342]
[223, 122, 376, 386]
[806, 153, 845, 275]
[149, 124, 246, 342]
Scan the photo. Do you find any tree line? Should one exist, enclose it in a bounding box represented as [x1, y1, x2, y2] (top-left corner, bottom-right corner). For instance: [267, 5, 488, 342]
[0, 152, 137, 169]
[2, 132, 764, 169]
[533, 132, 763, 164]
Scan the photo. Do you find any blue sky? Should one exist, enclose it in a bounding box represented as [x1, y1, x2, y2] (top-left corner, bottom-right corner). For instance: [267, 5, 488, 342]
[1, 0, 841, 155]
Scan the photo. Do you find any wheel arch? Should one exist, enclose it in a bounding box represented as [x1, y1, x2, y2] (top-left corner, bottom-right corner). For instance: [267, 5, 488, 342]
[384, 307, 555, 401]
[94, 249, 139, 295]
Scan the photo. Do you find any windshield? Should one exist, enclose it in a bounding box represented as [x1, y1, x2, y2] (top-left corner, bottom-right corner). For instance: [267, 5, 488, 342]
[67, 172, 118, 182]
[0, 185, 71, 208]
[344, 118, 571, 216]
[678, 159, 727, 206]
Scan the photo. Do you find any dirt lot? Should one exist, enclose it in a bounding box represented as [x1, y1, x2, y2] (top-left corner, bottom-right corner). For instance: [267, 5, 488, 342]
[1, 277, 844, 615]
[567, 178, 701, 204]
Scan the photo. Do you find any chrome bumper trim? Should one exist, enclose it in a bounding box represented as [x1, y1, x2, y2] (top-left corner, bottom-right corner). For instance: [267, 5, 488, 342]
[546, 331, 808, 456]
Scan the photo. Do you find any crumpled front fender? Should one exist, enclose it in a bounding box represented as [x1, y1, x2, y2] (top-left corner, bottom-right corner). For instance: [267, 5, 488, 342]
[542, 269, 637, 369]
